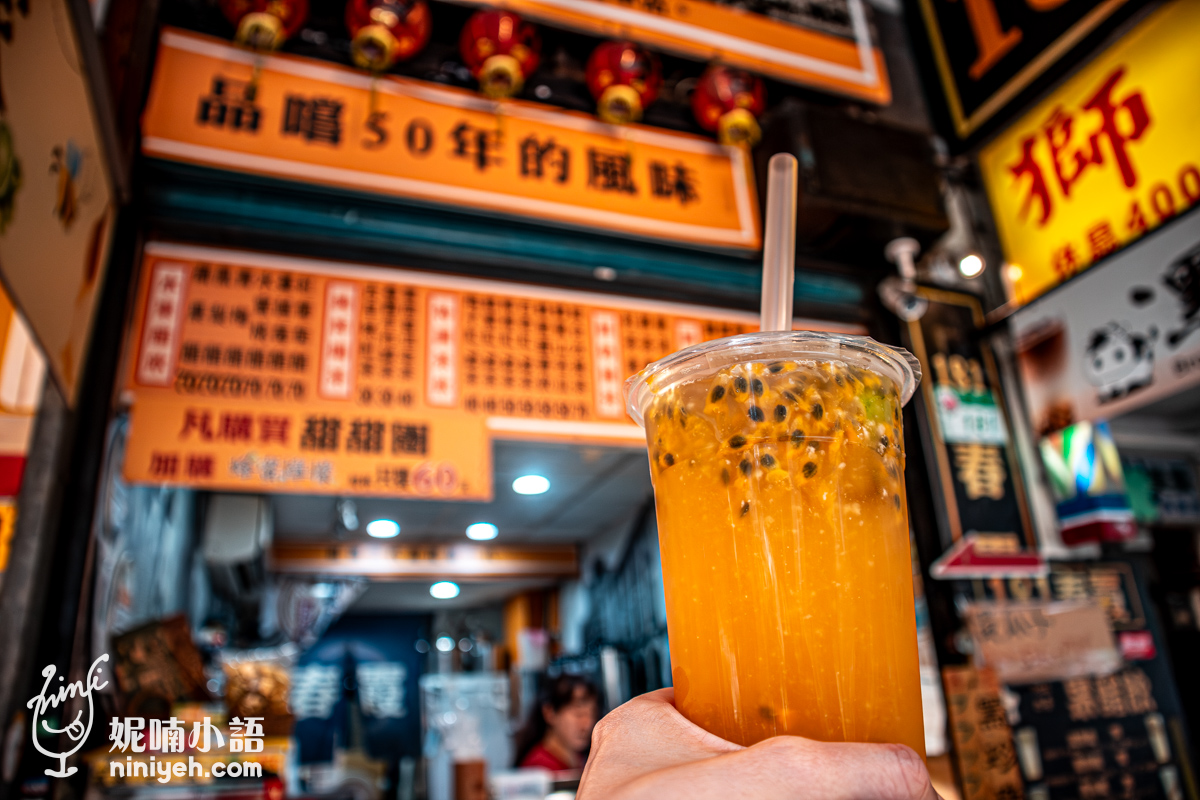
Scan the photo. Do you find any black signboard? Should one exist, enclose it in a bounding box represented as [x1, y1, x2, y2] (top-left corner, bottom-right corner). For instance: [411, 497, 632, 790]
[904, 287, 1036, 548]
[906, 0, 1153, 151]
[997, 559, 1199, 800]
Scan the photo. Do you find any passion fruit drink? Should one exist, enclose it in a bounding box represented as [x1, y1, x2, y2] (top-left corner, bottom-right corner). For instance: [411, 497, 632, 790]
[625, 332, 925, 752]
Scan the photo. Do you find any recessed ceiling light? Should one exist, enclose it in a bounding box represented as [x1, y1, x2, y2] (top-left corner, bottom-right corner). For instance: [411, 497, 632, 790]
[512, 474, 550, 495]
[466, 522, 499, 540]
[366, 519, 400, 538]
[430, 581, 460, 600]
[435, 635, 456, 651]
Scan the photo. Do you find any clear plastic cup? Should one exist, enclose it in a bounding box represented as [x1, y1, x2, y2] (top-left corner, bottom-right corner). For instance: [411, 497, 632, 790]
[624, 331, 925, 751]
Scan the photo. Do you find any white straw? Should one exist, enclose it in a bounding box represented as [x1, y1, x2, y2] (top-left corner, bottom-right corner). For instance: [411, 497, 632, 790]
[760, 153, 798, 332]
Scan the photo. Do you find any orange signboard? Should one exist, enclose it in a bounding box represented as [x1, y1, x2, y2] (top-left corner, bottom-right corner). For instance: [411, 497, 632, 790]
[451, 0, 889, 103]
[979, 0, 1200, 307]
[124, 244, 862, 497]
[141, 29, 760, 251]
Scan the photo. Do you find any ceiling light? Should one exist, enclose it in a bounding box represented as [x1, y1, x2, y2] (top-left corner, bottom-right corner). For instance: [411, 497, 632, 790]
[430, 581, 460, 600]
[366, 519, 400, 538]
[958, 253, 985, 278]
[435, 635, 456, 651]
[466, 522, 498, 541]
[512, 474, 550, 495]
[310, 582, 336, 599]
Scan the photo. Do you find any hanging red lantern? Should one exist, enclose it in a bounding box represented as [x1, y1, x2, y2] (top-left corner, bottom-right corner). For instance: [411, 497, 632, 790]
[458, 10, 540, 99]
[586, 40, 661, 124]
[345, 0, 431, 72]
[220, 0, 309, 50]
[692, 64, 766, 146]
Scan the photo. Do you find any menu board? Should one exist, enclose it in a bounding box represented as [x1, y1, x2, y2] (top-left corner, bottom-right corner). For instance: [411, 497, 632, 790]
[124, 243, 860, 498]
[141, 29, 760, 251]
[959, 558, 1196, 800]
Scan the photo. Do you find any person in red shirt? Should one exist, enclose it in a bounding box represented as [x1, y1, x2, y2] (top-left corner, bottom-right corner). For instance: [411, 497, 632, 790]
[514, 674, 600, 771]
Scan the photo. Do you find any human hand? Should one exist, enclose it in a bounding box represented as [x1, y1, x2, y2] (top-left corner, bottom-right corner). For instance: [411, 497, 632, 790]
[578, 688, 941, 800]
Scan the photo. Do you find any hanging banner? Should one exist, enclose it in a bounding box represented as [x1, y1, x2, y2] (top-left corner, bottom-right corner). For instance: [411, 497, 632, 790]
[449, 0, 889, 103]
[1010, 211, 1200, 438]
[124, 243, 860, 498]
[909, 0, 1147, 148]
[979, 0, 1200, 307]
[141, 29, 760, 251]
[0, 0, 118, 403]
[904, 287, 1035, 547]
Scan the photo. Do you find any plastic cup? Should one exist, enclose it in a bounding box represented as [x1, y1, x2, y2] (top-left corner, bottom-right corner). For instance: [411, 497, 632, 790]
[624, 330, 925, 751]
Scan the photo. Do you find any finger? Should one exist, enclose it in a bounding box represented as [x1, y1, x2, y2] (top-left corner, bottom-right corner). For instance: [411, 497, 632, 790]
[616, 737, 938, 800]
[578, 689, 742, 800]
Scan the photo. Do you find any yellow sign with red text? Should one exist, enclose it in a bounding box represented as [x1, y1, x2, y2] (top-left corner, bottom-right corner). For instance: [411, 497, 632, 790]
[452, 0, 889, 103]
[141, 29, 759, 251]
[124, 244, 861, 498]
[980, 0, 1200, 307]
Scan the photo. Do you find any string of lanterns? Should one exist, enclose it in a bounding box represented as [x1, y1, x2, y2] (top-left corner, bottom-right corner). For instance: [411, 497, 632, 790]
[217, 1, 766, 144]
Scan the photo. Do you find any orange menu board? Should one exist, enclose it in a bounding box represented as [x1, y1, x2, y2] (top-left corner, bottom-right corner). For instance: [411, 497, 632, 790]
[141, 29, 760, 251]
[450, 0, 889, 103]
[124, 243, 862, 498]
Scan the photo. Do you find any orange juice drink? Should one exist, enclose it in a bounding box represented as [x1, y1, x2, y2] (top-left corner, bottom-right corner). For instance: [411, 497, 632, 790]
[624, 332, 924, 752]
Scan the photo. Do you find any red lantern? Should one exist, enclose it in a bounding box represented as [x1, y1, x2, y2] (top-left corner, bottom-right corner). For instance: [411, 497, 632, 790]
[692, 64, 766, 146]
[345, 0, 431, 72]
[458, 10, 540, 99]
[586, 41, 661, 124]
[220, 0, 308, 50]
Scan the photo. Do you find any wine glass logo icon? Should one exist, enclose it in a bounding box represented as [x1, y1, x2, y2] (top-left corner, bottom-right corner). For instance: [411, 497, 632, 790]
[25, 654, 109, 778]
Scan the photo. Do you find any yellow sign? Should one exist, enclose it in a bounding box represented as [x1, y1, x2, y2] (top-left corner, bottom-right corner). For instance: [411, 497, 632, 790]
[124, 243, 861, 498]
[0, 502, 14, 571]
[980, 0, 1200, 306]
[141, 29, 760, 251]
[453, 0, 889, 103]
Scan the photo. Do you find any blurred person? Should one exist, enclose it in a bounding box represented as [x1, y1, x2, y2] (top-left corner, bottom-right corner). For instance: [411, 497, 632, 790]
[514, 674, 600, 770]
[578, 688, 941, 800]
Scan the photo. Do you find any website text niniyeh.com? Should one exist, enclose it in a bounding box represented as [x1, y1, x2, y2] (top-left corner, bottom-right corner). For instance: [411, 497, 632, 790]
[109, 757, 263, 782]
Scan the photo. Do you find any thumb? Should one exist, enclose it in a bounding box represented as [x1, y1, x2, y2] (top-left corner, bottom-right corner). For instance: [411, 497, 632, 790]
[620, 736, 939, 800]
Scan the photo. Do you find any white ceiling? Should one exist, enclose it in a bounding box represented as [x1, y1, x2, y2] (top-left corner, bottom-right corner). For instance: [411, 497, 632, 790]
[267, 439, 653, 611]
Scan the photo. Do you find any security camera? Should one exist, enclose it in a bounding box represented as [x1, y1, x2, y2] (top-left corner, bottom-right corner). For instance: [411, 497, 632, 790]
[880, 237, 928, 321]
[878, 276, 929, 322]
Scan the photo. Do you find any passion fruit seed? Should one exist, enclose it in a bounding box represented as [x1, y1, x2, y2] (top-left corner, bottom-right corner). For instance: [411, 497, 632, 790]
[711, 385, 726, 402]
[803, 461, 818, 478]
[783, 390, 798, 403]
[760, 454, 776, 468]
[740, 501, 750, 516]
[791, 429, 806, 446]
[748, 406, 766, 422]
[880, 435, 889, 449]
[812, 403, 824, 420]
[739, 459, 752, 475]
[721, 467, 730, 485]
[729, 434, 747, 448]
[663, 453, 675, 466]
[774, 404, 787, 422]
[893, 493, 901, 509]
[751, 378, 764, 396]
[768, 362, 784, 373]
[733, 376, 748, 393]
